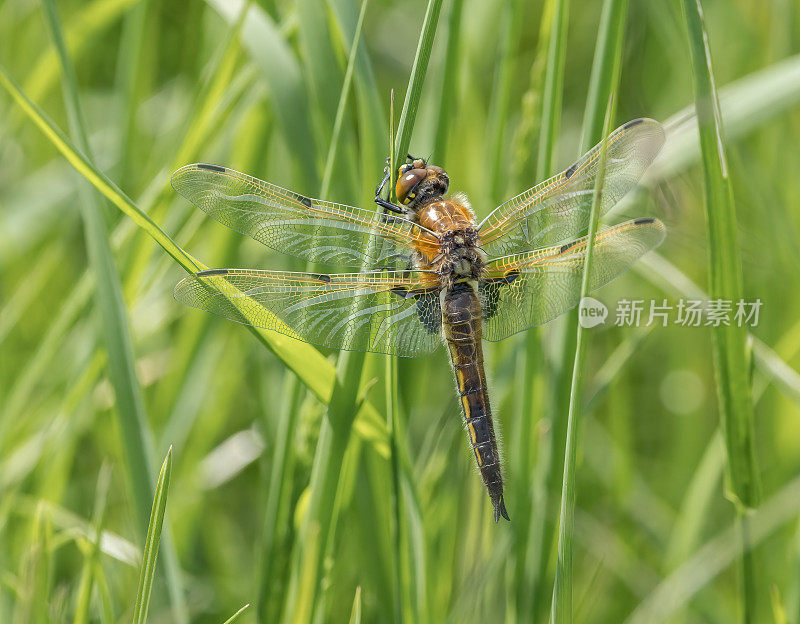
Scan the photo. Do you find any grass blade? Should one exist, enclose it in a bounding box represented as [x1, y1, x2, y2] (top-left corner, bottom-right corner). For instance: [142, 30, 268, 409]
[320, 0, 370, 198]
[0, 61, 392, 453]
[682, 2, 761, 621]
[431, 0, 463, 164]
[38, 4, 187, 619]
[625, 471, 800, 624]
[0, 63, 201, 274]
[526, 2, 572, 619]
[131, 447, 172, 624]
[282, 5, 440, 620]
[221, 604, 250, 624]
[348, 587, 362, 624]
[535, 0, 570, 181]
[255, 376, 302, 623]
[72, 463, 112, 624]
[392, 0, 443, 195]
[206, 0, 319, 189]
[580, 0, 629, 153]
[549, 94, 615, 624]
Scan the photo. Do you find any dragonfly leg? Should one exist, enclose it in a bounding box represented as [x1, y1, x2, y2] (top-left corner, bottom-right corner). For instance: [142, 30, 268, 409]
[374, 157, 391, 196]
[374, 156, 405, 215]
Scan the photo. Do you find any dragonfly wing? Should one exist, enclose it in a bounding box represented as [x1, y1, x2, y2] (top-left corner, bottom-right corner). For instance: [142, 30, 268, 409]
[478, 119, 665, 257]
[481, 218, 666, 341]
[172, 164, 435, 269]
[174, 268, 443, 356]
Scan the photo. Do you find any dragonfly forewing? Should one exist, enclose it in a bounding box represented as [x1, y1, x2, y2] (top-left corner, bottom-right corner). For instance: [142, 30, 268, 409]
[172, 164, 438, 269]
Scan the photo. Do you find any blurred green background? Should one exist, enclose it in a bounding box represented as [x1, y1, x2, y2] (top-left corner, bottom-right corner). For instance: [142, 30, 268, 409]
[1, 0, 800, 622]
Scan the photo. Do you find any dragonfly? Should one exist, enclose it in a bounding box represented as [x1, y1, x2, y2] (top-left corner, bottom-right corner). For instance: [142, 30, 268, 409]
[172, 118, 666, 523]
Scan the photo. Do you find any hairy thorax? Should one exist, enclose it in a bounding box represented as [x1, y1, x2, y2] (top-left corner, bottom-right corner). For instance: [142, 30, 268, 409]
[412, 194, 486, 289]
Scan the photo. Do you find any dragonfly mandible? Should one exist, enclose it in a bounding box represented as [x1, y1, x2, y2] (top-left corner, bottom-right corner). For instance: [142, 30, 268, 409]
[172, 118, 666, 522]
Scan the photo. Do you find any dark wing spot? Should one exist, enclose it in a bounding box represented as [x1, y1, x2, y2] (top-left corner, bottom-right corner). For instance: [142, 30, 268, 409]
[624, 118, 644, 129]
[564, 163, 578, 179]
[391, 286, 410, 299]
[479, 271, 519, 321]
[295, 193, 313, 208]
[198, 269, 229, 277]
[197, 163, 226, 172]
[311, 273, 331, 283]
[503, 270, 520, 284]
[560, 240, 578, 253]
[634, 217, 655, 225]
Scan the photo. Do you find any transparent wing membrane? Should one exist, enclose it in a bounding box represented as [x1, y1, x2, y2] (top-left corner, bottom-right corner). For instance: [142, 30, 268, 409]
[172, 119, 667, 353]
[478, 119, 665, 257]
[172, 164, 438, 268]
[481, 218, 666, 341]
[173, 269, 442, 356]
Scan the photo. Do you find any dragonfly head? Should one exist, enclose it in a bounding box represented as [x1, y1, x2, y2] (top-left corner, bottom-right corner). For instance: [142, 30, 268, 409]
[395, 156, 449, 208]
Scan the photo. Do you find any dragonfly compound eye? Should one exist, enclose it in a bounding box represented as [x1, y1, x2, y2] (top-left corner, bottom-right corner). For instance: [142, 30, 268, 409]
[396, 168, 427, 205]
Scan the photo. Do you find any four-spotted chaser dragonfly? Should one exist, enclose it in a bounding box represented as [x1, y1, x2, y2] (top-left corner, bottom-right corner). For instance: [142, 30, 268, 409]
[173, 118, 666, 522]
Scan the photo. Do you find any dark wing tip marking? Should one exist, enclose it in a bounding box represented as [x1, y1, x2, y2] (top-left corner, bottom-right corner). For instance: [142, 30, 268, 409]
[564, 163, 578, 179]
[634, 217, 656, 225]
[624, 118, 645, 129]
[295, 193, 313, 208]
[311, 273, 332, 283]
[197, 163, 226, 172]
[197, 268, 229, 277]
[560, 240, 578, 253]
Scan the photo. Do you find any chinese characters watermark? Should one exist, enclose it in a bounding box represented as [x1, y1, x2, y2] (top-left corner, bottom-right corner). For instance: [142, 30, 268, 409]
[579, 297, 762, 329]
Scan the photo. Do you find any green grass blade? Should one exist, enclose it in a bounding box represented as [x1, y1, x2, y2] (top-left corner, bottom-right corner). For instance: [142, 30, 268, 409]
[392, 0, 443, 196]
[486, 0, 525, 203]
[651, 53, 800, 183]
[114, 0, 146, 192]
[221, 604, 250, 624]
[320, 0, 369, 198]
[72, 463, 112, 624]
[682, 3, 761, 622]
[580, 0, 628, 153]
[549, 94, 615, 624]
[206, 0, 319, 190]
[525, 1, 571, 619]
[0, 63, 201, 273]
[431, 0, 463, 164]
[625, 472, 800, 624]
[38, 4, 187, 619]
[636, 251, 800, 411]
[256, 376, 302, 623]
[348, 587, 362, 624]
[282, 6, 439, 620]
[14, 0, 140, 111]
[131, 447, 172, 624]
[535, 0, 570, 181]
[0, 61, 392, 454]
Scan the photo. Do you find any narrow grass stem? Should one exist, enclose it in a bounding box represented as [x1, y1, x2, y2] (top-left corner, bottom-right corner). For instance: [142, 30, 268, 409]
[681, 1, 761, 620]
[549, 95, 615, 624]
[38, 4, 187, 619]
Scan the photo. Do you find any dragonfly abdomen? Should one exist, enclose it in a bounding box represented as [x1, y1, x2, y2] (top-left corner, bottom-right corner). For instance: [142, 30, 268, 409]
[442, 281, 509, 522]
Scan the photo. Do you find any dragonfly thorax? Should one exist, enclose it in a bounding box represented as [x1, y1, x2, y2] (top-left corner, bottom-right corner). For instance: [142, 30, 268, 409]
[427, 227, 486, 288]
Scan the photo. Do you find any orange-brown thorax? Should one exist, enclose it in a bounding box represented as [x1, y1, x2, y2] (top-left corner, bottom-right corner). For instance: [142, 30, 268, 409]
[413, 197, 484, 282]
[418, 198, 477, 233]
